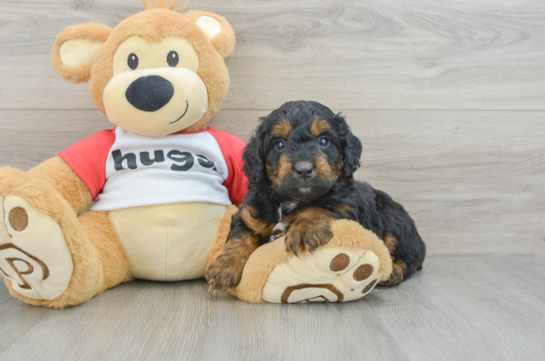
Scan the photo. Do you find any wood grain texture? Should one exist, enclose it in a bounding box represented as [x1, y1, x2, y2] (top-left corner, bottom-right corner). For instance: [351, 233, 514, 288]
[1, 0, 545, 110]
[0, 256, 544, 361]
[1, 109, 544, 256]
[1, 1, 544, 360]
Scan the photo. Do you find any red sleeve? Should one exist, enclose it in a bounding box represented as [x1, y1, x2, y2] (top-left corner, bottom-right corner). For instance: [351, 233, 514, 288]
[207, 128, 249, 205]
[58, 129, 116, 200]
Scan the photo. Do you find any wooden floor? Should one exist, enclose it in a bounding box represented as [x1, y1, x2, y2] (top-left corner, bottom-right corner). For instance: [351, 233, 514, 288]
[1, 0, 545, 360]
[1, 256, 545, 361]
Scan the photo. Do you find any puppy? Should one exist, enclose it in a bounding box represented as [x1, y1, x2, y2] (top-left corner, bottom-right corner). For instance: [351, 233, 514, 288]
[207, 101, 426, 291]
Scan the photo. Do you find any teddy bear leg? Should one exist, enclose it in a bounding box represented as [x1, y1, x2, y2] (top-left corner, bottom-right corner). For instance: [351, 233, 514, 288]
[0, 172, 130, 308]
[204, 204, 240, 279]
[78, 211, 132, 294]
[229, 219, 394, 304]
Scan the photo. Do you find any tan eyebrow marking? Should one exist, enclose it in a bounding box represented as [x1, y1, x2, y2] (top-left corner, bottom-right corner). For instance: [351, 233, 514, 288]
[311, 119, 331, 137]
[272, 119, 292, 138]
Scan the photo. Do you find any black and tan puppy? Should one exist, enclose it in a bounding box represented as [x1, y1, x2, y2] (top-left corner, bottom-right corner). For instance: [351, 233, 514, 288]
[207, 101, 426, 291]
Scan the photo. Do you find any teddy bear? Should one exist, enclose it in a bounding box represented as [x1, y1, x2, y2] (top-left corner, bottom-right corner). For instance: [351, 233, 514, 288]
[0, 1, 392, 307]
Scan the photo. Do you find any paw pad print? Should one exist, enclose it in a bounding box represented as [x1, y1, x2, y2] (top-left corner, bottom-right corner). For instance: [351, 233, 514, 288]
[0, 196, 73, 300]
[262, 247, 383, 303]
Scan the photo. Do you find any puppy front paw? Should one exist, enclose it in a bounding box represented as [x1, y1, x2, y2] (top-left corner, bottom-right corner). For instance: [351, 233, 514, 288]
[206, 256, 245, 292]
[285, 218, 333, 255]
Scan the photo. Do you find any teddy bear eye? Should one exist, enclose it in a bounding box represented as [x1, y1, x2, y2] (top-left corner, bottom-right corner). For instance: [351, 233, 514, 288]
[167, 51, 179, 67]
[128, 53, 139, 70]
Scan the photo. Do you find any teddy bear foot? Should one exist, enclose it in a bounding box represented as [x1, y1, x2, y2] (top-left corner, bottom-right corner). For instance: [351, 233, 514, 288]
[0, 195, 74, 300]
[226, 219, 394, 304]
[262, 248, 383, 303]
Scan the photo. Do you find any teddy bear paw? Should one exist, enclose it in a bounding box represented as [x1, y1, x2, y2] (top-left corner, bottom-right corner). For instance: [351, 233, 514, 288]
[262, 247, 383, 303]
[0, 195, 73, 300]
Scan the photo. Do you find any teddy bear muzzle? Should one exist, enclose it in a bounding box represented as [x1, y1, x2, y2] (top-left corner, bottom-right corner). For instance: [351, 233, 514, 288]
[125, 75, 174, 112]
[103, 67, 209, 137]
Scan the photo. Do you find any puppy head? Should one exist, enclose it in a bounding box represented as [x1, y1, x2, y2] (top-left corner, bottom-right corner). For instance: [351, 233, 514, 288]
[244, 101, 362, 201]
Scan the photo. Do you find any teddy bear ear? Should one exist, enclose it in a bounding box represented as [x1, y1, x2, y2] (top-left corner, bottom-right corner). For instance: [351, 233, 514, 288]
[185, 10, 236, 58]
[51, 23, 112, 84]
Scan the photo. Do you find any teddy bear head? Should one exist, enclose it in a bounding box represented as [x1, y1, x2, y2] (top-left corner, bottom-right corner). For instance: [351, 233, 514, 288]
[51, 1, 235, 137]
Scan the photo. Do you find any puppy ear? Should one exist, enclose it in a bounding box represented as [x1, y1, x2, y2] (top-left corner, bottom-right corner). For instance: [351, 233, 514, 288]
[243, 119, 268, 185]
[51, 23, 112, 84]
[337, 114, 362, 177]
[185, 10, 236, 58]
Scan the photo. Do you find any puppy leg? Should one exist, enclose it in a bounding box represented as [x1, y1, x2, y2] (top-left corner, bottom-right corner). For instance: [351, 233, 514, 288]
[379, 234, 425, 286]
[284, 208, 334, 255]
[374, 189, 426, 286]
[206, 233, 258, 292]
[378, 260, 405, 286]
[207, 204, 280, 292]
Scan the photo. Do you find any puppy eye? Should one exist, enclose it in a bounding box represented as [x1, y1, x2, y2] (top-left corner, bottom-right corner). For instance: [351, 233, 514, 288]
[274, 140, 286, 151]
[318, 137, 331, 148]
[167, 51, 179, 67]
[128, 54, 139, 70]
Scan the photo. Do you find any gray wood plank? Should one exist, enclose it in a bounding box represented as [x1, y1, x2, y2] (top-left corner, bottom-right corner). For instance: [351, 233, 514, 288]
[1, 109, 544, 256]
[1, 0, 545, 110]
[0, 256, 544, 361]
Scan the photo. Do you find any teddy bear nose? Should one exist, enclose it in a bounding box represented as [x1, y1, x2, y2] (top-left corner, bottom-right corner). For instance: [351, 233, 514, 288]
[125, 75, 174, 112]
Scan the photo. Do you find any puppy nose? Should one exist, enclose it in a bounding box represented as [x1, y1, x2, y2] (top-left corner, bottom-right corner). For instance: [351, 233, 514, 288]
[295, 162, 314, 179]
[125, 75, 174, 112]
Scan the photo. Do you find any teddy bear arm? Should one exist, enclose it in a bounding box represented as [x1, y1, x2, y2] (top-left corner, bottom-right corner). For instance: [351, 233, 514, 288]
[27, 156, 92, 215]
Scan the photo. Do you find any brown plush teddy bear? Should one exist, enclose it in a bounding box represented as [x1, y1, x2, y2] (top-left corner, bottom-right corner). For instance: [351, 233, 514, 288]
[0, 1, 392, 307]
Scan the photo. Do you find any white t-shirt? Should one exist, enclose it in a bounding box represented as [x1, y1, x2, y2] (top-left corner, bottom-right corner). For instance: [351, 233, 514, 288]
[59, 127, 248, 211]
